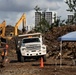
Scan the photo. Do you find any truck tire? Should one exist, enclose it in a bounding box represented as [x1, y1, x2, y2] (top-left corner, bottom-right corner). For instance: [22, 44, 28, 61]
[20, 55, 24, 62]
[43, 55, 46, 62]
[17, 50, 21, 62]
[17, 50, 24, 62]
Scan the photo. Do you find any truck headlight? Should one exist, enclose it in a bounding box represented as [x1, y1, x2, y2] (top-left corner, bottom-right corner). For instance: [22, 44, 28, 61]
[43, 50, 46, 53]
[42, 47, 45, 49]
[22, 48, 25, 51]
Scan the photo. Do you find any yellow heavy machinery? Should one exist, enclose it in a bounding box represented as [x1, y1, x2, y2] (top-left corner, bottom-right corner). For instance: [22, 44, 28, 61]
[15, 13, 26, 36]
[0, 20, 6, 37]
[0, 20, 6, 47]
[0, 13, 26, 40]
[10, 13, 26, 37]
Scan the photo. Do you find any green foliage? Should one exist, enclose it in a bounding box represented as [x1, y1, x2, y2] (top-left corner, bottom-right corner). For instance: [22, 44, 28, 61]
[34, 5, 50, 33]
[65, 0, 76, 24]
[35, 18, 50, 33]
[34, 5, 65, 32]
[34, 5, 41, 12]
[52, 12, 66, 27]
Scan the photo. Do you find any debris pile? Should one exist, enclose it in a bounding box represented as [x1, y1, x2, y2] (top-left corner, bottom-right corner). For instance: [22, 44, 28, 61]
[5, 25, 76, 58]
[43, 25, 76, 58]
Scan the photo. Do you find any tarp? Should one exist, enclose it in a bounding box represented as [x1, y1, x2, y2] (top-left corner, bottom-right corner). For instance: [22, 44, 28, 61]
[57, 31, 76, 67]
[58, 31, 76, 41]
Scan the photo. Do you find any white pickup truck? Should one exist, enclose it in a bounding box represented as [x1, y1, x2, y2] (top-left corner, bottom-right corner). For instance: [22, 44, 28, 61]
[16, 33, 47, 62]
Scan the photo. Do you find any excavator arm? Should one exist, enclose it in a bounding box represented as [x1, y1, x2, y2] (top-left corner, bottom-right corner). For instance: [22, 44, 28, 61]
[0, 21, 6, 37]
[14, 13, 26, 36]
[0, 21, 6, 47]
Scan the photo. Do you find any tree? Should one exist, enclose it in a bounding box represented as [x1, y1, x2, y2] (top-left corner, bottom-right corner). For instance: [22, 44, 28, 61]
[35, 18, 50, 33]
[54, 13, 60, 27]
[51, 13, 65, 28]
[34, 6, 50, 33]
[65, 0, 76, 24]
[51, 13, 61, 28]
[34, 5, 41, 12]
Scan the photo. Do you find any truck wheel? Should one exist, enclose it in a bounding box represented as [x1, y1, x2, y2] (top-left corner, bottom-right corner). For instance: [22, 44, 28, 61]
[17, 50, 21, 62]
[20, 55, 24, 62]
[17, 50, 24, 62]
[43, 55, 46, 62]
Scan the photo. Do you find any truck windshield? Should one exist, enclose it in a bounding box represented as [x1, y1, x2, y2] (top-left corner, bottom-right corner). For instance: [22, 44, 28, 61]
[22, 38, 40, 43]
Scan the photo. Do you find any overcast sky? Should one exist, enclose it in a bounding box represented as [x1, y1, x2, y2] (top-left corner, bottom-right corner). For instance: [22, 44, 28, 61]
[0, 0, 73, 30]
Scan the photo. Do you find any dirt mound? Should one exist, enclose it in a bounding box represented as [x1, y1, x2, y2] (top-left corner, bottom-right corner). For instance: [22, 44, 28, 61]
[5, 25, 76, 58]
[43, 25, 76, 58]
[5, 25, 22, 36]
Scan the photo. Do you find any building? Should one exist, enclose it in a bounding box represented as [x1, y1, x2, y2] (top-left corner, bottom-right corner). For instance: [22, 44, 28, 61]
[35, 11, 57, 26]
[42, 12, 52, 25]
[67, 14, 76, 24]
[68, 14, 73, 22]
[35, 12, 41, 26]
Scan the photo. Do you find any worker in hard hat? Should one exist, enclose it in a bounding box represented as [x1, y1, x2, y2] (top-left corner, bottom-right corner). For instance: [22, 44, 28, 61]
[1, 44, 9, 67]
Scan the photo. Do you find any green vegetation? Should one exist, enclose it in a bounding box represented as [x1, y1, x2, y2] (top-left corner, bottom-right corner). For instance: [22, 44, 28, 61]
[34, 5, 50, 33]
[65, 0, 76, 24]
[34, 5, 66, 33]
[35, 17, 50, 33]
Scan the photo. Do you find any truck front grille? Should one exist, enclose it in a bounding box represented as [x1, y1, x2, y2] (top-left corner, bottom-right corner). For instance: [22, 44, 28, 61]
[26, 44, 41, 50]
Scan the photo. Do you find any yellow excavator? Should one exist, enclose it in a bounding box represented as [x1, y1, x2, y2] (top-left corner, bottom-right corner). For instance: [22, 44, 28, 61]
[0, 13, 26, 40]
[10, 13, 26, 36]
[14, 13, 26, 36]
[0, 20, 6, 37]
[0, 20, 6, 47]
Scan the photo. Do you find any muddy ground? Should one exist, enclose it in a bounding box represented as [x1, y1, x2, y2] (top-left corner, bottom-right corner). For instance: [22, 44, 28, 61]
[0, 51, 76, 75]
[0, 25, 76, 75]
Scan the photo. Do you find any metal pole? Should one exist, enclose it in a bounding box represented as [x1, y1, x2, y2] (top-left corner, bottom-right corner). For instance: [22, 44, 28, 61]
[60, 41, 62, 67]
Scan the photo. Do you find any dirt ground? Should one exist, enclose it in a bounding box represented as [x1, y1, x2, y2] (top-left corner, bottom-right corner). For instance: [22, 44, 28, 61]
[0, 25, 76, 75]
[0, 51, 76, 75]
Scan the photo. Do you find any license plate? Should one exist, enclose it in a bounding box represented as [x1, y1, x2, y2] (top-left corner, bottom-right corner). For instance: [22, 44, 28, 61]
[32, 50, 36, 52]
[32, 53, 36, 55]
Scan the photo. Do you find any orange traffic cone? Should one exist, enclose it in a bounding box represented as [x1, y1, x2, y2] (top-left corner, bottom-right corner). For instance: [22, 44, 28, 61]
[40, 57, 44, 68]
